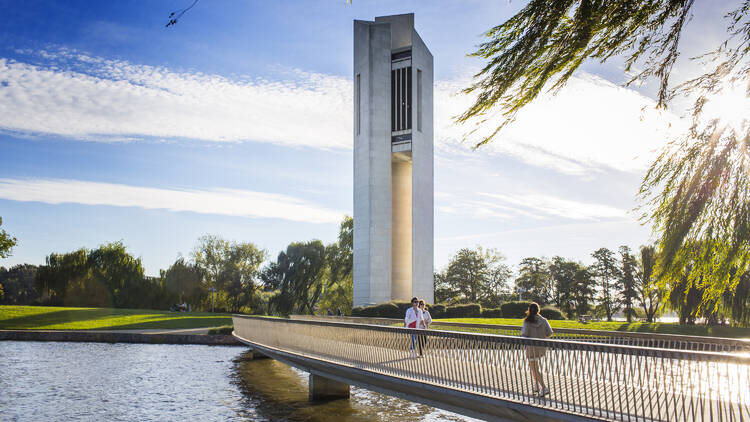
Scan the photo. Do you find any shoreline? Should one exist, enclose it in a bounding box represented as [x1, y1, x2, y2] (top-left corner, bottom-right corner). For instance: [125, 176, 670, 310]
[0, 329, 243, 346]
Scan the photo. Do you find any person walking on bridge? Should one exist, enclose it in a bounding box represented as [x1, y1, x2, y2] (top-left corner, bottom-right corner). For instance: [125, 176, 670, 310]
[522, 302, 552, 397]
[405, 297, 426, 357]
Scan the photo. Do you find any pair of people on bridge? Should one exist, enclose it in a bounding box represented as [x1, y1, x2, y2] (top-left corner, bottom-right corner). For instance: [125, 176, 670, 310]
[404, 297, 431, 356]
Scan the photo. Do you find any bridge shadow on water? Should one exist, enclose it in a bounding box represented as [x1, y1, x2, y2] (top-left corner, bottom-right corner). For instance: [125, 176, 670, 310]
[230, 350, 477, 422]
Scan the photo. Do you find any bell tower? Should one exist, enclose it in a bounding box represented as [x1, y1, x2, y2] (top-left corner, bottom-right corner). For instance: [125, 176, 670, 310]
[352, 13, 434, 307]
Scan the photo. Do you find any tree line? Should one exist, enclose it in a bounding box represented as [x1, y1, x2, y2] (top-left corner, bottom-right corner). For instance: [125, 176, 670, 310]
[435, 244, 750, 327]
[0, 217, 354, 316]
[1, 213, 748, 327]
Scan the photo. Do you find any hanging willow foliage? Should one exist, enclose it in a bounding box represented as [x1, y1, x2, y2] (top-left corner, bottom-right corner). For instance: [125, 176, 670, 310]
[460, 0, 750, 321]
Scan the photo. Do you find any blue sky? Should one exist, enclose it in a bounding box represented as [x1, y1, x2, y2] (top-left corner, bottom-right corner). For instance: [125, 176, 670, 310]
[0, 0, 741, 275]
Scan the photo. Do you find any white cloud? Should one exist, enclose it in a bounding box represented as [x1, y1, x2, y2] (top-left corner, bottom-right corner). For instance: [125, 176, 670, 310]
[435, 73, 685, 175]
[0, 48, 685, 175]
[438, 191, 628, 222]
[0, 52, 351, 148]
[476, 192, 628, 220]
[0, 178, 343, 224]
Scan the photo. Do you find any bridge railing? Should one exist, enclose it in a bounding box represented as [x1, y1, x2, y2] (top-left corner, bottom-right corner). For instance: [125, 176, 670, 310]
[236, 315, 750, 422]
[290, 315, 750, 353]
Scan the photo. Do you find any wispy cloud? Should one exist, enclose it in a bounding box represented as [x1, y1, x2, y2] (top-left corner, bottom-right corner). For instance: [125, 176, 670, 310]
[438, 190, 627, 222]
[0, 50, 351, 148]
[434, 73, 684, 175]
[0, 48, 684, 175]
[476, 192, 628, 220]
[0, 178, 343, 223]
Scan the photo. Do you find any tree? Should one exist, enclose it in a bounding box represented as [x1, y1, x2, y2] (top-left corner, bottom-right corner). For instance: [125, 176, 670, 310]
[458, 0, 750, 319]
[515, 257, 551, 304]
[548, 256, 578, 317]
[261, 240, 327, 315]
[591, 248, 621, 321]
[618, 246, 639, 322]
[0, 264, 39, 305]
[573, 264, 596, 317]
[163, 257, 204, 305]
[319, 216, 354, 315]
[638, 245, 662, 322]
[88, 241, 146, 308]
[192, 234, 266, 312]
[36, 248, 89, 305]
[218, 242, 266, 313]
[0, 217, 18, 259]
[435, 247, 511, 307]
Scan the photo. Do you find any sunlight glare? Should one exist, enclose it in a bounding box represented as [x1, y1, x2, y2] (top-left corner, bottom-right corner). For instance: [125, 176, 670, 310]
[701, 81, 750, 135]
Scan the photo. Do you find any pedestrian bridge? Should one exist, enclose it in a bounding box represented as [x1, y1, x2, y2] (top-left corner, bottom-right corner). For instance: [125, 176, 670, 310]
[232, 315, 750, 422]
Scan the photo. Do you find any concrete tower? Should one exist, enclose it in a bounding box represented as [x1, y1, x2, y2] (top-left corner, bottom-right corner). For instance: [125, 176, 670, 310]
[353, 13, 434, 307]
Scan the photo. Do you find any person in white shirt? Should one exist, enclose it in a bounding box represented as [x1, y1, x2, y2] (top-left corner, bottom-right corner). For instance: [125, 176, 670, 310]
[404, 297, 425, 356]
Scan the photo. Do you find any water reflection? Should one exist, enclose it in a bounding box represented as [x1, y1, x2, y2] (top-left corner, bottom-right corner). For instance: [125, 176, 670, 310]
[231, 350, 476, 422]
[0, 342, 475, 422]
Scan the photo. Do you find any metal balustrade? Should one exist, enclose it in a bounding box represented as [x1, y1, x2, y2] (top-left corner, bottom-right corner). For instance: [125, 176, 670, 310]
[236, 315, 750, 422]
[290, 315, 750, 353]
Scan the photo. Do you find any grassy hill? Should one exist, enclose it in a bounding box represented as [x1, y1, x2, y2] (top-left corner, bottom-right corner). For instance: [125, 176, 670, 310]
[0, 305, 233, 330]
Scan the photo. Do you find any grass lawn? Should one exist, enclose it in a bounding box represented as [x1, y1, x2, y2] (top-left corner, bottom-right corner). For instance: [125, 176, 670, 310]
[0, 305, 233, 330]
[436, 317, 750, 339]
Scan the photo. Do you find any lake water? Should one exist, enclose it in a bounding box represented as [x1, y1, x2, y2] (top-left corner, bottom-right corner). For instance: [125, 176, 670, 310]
[0, 341, 477, 421]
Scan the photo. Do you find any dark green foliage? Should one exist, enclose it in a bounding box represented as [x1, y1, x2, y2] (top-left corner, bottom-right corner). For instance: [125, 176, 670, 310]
[591, 248, 621, 321]
[548, 257, 579, 317]
[481, 307, 503, 318]
[434, 247, 512, 307]
[619, 246, 639, 323]
[193, 235, 266, 313]
[163, 258, 204, 308]
[319, 216, 354, 315]
[501, 301, 532, 319]
[34, 242, 175, 310]
[573, 265, 596, 317]
[638, 245, 662, 322]
[351, 302, 400, 318]
[428, 304, 446, 318]
[262, 240, 326, 315]
[445, 303, 481, 318]
[540, 306, 564, 320]
[0, 217, 17, 259]
[0, 264, 39, 305]
[514, 257, 551, 304]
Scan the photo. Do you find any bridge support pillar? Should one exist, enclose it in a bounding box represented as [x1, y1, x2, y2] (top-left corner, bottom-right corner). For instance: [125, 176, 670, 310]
[239, 348, 270, 360]
[249, 349, 270, 359]
[308, 374, 350, 401]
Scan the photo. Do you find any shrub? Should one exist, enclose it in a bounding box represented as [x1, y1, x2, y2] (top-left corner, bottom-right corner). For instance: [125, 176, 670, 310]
[445, 303, 481, 318]
[376, 302, 402, 318]
[501, 301, 532, 319]
[481, 307, 503, 318]
[540, 306, 564, 320]
[351, 302, 401, 318]
[428, 304, 446, 318]
[208, 325, 234, 335]
[392, 301, 413, 314]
